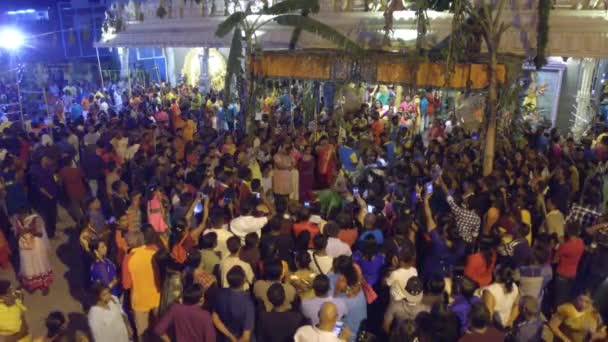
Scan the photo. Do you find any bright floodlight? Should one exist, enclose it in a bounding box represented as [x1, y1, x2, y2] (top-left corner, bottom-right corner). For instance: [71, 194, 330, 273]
[0, 28, 25, 50]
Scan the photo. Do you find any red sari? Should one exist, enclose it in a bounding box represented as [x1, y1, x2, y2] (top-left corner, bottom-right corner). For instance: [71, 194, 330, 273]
[317, 144, 337, 188]
[298, 155, 315, 202]
[0, 229, 10, 269]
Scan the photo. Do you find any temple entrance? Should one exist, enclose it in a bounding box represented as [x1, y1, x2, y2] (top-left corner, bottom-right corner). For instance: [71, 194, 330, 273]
[181, 48, 227, 90]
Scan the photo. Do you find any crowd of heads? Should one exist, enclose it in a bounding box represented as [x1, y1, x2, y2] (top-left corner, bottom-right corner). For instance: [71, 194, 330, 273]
[0, 79, 608, 341]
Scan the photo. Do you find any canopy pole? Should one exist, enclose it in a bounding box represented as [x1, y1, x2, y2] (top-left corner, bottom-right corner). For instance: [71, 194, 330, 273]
[16, 77, 24, 131]
[96, 48, 105, 90]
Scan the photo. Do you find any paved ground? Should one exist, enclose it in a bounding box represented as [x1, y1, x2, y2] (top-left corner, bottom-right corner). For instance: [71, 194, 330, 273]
[0, 206, 88, 339]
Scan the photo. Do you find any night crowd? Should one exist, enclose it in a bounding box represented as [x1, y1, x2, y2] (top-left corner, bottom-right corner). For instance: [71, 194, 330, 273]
[0, 80, 607, 342]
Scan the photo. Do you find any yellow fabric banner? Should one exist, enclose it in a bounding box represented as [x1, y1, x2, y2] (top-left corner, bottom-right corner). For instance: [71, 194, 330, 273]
[377, 62, 506, 88]
[251, 55, 330, 80]
[251, 54, 507, 90]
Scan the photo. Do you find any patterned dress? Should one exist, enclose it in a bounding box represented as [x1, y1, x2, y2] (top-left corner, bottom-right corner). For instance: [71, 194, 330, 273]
[12, 214, 53, 291]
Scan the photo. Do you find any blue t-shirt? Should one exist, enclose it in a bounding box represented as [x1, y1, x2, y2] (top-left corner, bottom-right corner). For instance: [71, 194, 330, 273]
[213, 288, 255, 342]
[384, 141, 395, 163]
[279, 94, 292, 111]
[420, 97, 429, 115]
[70, 103, 83, 121]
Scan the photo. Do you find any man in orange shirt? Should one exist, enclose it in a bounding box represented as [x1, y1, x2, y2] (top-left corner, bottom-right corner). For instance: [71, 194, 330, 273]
[122, 230, 160, 340]
[81, 96, 91, 112]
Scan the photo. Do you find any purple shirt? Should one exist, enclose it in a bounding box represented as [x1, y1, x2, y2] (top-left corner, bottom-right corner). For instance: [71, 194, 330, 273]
[353, 251, 385, 286]
[154, 303, 216, 342]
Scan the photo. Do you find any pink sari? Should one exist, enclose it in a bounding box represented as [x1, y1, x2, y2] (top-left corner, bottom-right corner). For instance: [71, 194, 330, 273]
[148, 195, 168, 233]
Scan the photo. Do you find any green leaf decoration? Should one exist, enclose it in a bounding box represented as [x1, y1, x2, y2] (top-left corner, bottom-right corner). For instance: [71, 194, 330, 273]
[215, 12, 247, 37]
[223, 27, 244, 108]
[288, 7, 311, 50]
[265, 0, 320, 14]
[274, 14, 362, 54]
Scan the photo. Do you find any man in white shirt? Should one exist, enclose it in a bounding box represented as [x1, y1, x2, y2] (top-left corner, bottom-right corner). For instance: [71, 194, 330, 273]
[202, 211, 234, 259]
[100, 99, 110, 114]
[229, 201, 268, 241]
[83, 126, 100, 147]
[219, 236, 255, 290]
[386, 241, 418, 302]
[324, 222, 351, 258]
[111, 131, 129, 161]
[295, 302, 351, 342]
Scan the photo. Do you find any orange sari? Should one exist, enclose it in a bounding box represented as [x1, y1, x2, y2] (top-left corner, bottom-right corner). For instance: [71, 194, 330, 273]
[317, 144, 337, 188]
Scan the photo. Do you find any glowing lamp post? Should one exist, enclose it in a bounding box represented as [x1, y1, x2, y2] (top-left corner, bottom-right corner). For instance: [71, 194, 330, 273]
[0, 27, 26, 51]
[0, 27, 27, 129]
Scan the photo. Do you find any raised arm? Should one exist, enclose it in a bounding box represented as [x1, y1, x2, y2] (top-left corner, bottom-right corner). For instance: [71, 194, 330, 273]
[423, 192, 436, 232]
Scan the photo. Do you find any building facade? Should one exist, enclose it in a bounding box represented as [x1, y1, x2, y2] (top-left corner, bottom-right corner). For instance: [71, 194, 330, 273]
[97, 0, 608, 132]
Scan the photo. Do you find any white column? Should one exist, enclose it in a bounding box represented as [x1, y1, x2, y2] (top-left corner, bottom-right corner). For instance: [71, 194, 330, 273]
[117, 47, 129, 79]
[164, 47, 177, 86]
[572, 58, 598, 139]
[199, 47, 210, 91]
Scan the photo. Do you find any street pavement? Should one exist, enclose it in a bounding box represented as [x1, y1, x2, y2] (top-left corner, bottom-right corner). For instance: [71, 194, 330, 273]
[0, 206, 88, 339]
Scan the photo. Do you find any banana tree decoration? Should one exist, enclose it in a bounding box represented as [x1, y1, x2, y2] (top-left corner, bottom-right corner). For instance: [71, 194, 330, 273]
[467, 0, 511, 176]
[215, 0, 362, 124]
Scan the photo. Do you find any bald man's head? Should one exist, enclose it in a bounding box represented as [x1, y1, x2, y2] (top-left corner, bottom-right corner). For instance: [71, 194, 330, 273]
[318, 301, 338, 328]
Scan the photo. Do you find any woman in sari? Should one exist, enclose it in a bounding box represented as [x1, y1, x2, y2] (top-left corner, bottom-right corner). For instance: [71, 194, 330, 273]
[273, 142, 293, 206]
[147, 187, 168, 234]
[89, 240, 120, 297]
[11, 207, 52, 295]
[298, 145, 315, 203]
[317, 137, 337, 189]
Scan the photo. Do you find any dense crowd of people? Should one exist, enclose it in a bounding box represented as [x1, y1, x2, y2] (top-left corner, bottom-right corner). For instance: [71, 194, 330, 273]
[0, 79, 608, 342]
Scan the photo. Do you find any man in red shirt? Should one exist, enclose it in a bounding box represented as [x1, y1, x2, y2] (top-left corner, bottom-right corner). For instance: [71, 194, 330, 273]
[58, 158, 87, 222]
[154, 283, 216, 342]
[292, 207, 320, 249]
[554, 222, 585, 306]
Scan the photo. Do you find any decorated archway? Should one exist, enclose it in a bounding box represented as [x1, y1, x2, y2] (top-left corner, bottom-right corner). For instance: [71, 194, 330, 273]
[181, 48, 227, 89]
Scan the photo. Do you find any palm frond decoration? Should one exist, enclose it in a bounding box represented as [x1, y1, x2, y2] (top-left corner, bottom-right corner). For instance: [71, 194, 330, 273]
[274, 15, 363, 54]
[288, 7, 311, 50]
[289, 25, 303, 50]
[534, 0, 550, 69]
[223, 27, 244, 108]
[265, 0, 320, 15]
[215, 12, 247, 37]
